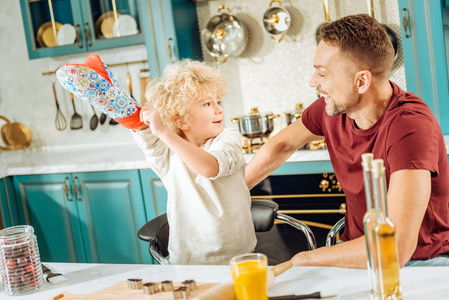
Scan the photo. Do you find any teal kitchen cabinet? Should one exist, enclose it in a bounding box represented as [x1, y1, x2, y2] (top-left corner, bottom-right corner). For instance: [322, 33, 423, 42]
[12, 170, 151, 264]
[0, 177, 19, 229]
[399, 0, 449, 133]
[139, 169, 167, 220]
[20, 0, 145, 59]
[139, 0, 202, 79]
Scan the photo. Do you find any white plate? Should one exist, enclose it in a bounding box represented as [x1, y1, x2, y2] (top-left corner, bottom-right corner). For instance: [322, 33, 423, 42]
[113, 15, 138, 37]
[57, 24, 76, 46]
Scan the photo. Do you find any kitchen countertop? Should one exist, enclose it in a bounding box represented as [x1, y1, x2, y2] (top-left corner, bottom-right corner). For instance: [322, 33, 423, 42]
[0, 141, 330, 179]
[2, 135, 449, 179]
[2, 263, 448, 299]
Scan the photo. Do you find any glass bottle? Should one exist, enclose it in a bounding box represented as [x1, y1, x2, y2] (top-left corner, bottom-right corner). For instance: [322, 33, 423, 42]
[0, 225, 44, 296]
[361, 153, 377, 296]
[371, 159, 402, 300]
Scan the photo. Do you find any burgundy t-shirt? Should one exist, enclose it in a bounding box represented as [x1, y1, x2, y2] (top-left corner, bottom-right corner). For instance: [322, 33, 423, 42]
[302, 81, 449, 259]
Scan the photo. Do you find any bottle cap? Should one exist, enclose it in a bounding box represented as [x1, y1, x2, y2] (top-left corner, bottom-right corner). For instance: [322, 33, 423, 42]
[361, 153, 374, 170]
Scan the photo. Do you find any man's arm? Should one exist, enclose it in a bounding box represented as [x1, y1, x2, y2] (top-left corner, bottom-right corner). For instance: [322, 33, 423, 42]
[291, 169, 431, 268]
[245, 119, 322, 189]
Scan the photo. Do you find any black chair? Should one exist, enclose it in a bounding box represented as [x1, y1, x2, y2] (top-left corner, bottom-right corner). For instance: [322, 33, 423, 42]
[137, 199, 317, 265]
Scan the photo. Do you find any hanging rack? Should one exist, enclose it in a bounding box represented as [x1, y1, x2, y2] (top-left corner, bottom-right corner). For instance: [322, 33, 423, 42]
[42, 59, 148, 76]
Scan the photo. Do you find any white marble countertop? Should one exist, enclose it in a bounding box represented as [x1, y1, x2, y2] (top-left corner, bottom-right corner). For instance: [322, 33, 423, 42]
[0, 142, 330, 179]
[1, 263, 448, 299]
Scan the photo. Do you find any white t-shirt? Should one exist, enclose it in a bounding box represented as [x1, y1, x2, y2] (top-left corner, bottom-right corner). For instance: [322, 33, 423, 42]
[132, 128, 257, 265]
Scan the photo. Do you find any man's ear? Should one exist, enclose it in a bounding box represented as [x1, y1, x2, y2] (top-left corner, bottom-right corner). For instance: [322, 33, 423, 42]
[355, 70, 372, 94]
[174, 116, 189, 130]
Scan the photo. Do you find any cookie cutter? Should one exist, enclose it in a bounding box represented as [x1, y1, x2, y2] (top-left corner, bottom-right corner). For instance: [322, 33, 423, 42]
[182, 280, 197, 291]
[173, 286, 190, 299]
[143, 282, 159, 295]
[127, 278, 143, 290]
[161, 280, 174, 291]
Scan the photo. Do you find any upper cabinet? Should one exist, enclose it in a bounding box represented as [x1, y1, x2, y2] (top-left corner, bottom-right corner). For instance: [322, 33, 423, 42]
[399, 0, 449, 134]
[139, 0, 202, 79]
[20, 0, 145, 59]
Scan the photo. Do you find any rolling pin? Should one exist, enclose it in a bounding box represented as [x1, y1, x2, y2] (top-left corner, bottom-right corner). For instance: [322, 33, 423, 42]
[193, 260, 294, 300]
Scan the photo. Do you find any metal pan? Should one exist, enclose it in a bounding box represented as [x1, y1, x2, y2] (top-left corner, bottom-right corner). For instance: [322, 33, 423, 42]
[367, 0, 398, 61]
[262, 0, 291, 43]
[315, 0, 330, 44]
[202, 5, 247, 64]
[0, 115, 32, 150]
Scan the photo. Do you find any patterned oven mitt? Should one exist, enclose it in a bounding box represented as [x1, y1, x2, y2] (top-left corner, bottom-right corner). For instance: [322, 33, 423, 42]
[56, 53, 144, 129]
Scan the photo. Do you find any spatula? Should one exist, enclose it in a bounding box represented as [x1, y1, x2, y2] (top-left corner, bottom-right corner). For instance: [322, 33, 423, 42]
[69, 93, 83, 130]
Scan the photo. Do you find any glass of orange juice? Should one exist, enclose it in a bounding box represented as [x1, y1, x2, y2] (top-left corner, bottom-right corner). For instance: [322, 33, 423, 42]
[230, 253, 268, 300]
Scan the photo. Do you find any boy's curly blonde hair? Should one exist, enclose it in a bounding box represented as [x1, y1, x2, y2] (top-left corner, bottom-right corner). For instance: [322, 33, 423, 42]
[145, 59, 227, 137]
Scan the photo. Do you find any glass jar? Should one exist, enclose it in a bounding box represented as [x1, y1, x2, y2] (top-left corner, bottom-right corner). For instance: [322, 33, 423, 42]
[0, 225, 44, 295]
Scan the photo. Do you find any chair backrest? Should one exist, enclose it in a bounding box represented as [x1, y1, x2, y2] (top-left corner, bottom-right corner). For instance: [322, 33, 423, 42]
[137, 199, 316, 264]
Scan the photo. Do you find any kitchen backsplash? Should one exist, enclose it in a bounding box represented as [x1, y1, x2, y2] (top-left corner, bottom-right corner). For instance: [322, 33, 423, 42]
[0, 0, 405, 152]
[196, 0, 406, 136]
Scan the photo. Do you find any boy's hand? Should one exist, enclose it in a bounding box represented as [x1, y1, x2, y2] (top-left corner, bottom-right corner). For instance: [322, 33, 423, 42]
[140, 103, 167, 137]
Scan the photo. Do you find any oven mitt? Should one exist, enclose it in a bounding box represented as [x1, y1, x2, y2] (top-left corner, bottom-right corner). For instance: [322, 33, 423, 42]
[55, 53, 144, 129]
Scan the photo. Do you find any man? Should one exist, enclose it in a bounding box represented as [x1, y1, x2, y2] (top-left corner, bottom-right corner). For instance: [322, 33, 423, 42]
[245, 14, 449, 268]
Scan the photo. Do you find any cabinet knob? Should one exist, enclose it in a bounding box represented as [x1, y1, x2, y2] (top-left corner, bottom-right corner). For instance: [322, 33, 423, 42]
[75, 24, 83, 48]
[73, 177, 82, 201]
[64, 177, 72, 202]
[319, 179, 329, 191]
[83, 23, 92, 47]
[402, 8, 410, 38]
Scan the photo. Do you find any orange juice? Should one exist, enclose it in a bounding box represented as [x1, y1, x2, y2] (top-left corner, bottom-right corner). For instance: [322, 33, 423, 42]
[231, 260, 268, 300]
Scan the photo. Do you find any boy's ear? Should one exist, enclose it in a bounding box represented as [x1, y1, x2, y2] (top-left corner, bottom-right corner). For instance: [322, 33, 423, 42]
[174, 116, 189, 130]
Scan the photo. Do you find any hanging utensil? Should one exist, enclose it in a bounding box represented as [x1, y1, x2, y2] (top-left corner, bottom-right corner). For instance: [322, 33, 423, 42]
[126, 69, 134, 98]
[89, 105, 98, 130]
[109, 118, 119, 125]
[202, 5, 248, 64]
[367, 0, 398, 61]
[315, 0, 330, 44]
[69, 93, 83, 130]
[100, 112, 107, 125]
[52, 81, 67, 131]
[262, 0, 291, 43]
[139, 68, 151, 105]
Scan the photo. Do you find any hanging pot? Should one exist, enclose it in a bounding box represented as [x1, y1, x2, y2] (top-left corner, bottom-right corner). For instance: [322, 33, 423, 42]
[231, 107, 280, 138]
[367, 0, 398, 61]
[262, 0, 291, 43]
[315, 0, 330, 44]
[202, 5, 248, 64]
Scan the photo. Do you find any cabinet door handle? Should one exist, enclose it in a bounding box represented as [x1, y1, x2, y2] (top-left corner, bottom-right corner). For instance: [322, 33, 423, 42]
[83, 23, 92, 47]
[75, 24, 83, 48]
[64, 177, 72, 202]
[167, 38, 178, 63]
[402, 8, 410, 38]
[72, 176, 82, 201]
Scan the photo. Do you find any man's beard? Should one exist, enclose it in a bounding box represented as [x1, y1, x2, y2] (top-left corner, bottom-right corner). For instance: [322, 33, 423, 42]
[325, 97, 347, 117]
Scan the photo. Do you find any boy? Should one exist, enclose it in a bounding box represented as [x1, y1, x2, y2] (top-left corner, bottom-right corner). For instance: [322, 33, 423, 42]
[133, 60, 256, 264]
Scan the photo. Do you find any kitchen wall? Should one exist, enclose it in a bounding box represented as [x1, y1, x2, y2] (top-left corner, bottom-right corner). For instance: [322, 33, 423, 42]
[0, 0, 405, 152]
[0, 1, 147, 151]
[196, 0, 406, 136]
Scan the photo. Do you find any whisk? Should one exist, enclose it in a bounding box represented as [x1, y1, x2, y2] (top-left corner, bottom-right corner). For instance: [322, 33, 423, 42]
[51, 81, 67, 131]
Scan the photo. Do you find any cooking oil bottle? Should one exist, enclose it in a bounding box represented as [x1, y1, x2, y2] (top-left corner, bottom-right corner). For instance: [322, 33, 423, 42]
[371, 159, 402, 300]
[361, 153, 377, 296]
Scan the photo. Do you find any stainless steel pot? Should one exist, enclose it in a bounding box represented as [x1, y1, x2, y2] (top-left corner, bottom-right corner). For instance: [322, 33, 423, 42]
[231, 107, 280, 138]
[285, 103, 304, 125]
[262, 0, 291, 43]
[202, 5, 248, 64]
